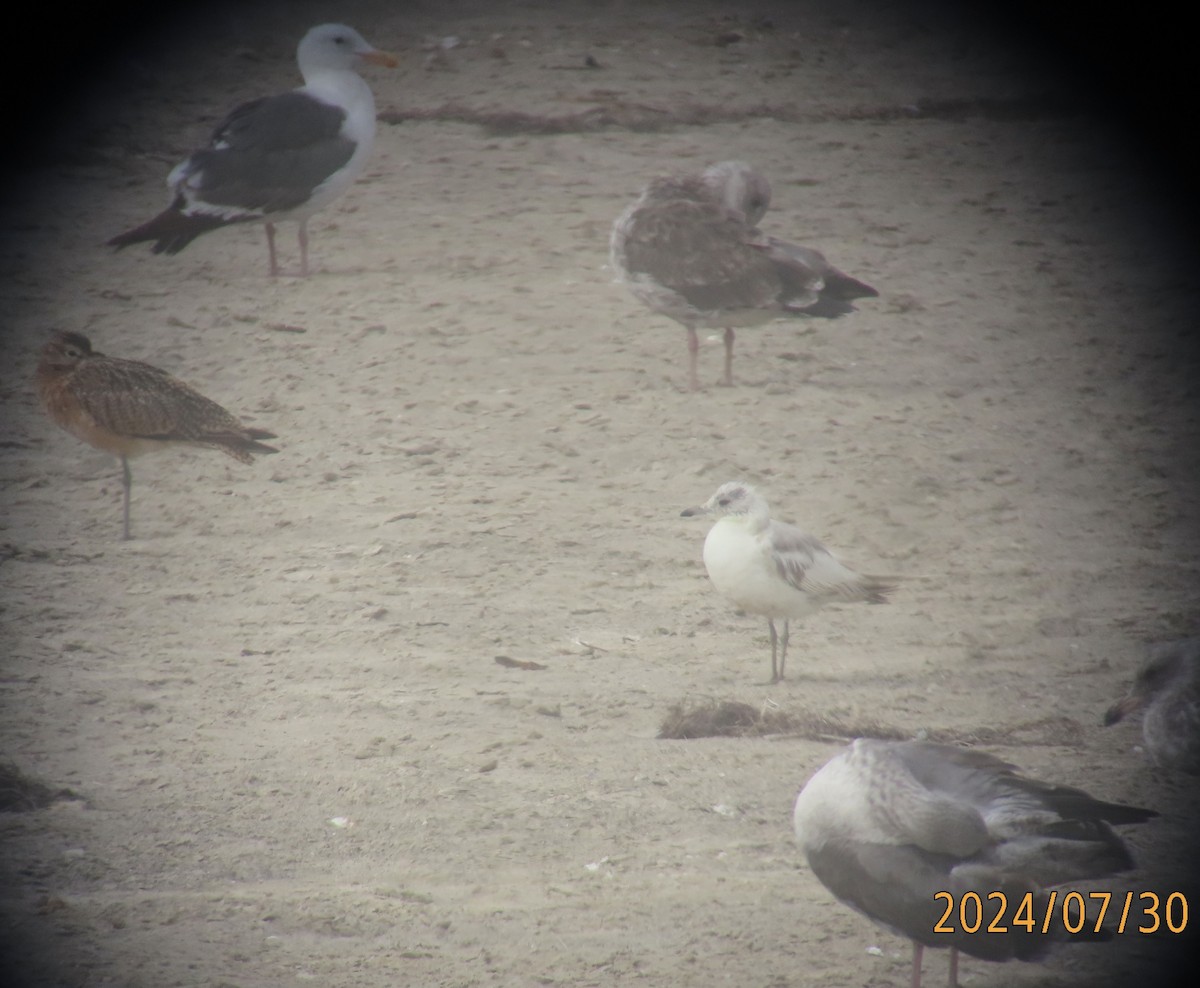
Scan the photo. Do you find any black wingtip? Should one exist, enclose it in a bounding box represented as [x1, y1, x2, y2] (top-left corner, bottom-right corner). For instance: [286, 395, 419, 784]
[107, 204, 234, 256]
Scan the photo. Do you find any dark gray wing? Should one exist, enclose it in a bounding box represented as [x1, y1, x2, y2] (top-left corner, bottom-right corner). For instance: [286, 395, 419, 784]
[888, 741, 1153, 884]
[763, 236, 878, 316]
[183, 92, 355, 213]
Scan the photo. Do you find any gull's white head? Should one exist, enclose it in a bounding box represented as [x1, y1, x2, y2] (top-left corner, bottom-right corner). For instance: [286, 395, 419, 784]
[702, 161, 772, 226]
[298, 23, 398, 76]
[681, 481, 768, 520]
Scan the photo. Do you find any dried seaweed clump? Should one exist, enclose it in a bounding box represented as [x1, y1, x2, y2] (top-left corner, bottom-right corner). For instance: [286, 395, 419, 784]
[657, 697, 909, 742]
[658, 700, 1086, 748]
[659, 699, 794, 739]
[377, 93, 1083, 138]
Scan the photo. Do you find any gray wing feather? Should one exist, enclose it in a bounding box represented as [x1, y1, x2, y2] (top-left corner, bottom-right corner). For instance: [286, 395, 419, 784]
[181, 92, 355, 214]
[769, 521, 888, 602]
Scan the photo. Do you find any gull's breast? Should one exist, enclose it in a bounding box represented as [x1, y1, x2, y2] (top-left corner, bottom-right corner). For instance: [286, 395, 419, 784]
[702, 518, 813, 618]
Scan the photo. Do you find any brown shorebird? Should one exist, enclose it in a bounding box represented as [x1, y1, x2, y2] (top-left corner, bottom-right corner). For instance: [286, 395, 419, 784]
[793, 739, 1156, 988]
[681, 481, 893, 682]
[611, 160, 878, 389]
[36, 331, 278, 539]
[1106, 638, 1200, 774]
[107, 24, 397, 277]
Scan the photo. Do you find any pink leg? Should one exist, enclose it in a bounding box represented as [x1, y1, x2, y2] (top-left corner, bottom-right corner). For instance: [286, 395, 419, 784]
[686, 327, 700, 390]
[721, 327, 735, 386]
[265, 222, 279, 277]
[298, 220, 310, 278]
[911, 942, 923, 988]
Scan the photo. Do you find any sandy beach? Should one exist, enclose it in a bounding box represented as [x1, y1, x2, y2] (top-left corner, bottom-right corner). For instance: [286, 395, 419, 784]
[2, 2, 1197, 985]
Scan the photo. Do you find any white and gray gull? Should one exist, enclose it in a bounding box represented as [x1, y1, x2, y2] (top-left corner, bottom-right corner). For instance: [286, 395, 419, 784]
[108, 24, 397, 276]
[793, 739, 1156, 988]
[611, 160, 877, 389]
[681, 481, 893, 682]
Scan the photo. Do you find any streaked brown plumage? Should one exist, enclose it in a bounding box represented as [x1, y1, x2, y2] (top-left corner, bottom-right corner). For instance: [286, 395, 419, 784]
[36, 331, 278, 539]
[611, 160, 877, 389]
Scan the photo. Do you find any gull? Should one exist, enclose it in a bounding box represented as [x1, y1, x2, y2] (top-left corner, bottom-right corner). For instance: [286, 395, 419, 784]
[793, 738, 1157, 988]
[610, 160, 878, 389]
[681, 481, 892, 682]
[36, 331, 278, 540]
[1105, 638, 1200, 774]
[108, 24, 397, 277]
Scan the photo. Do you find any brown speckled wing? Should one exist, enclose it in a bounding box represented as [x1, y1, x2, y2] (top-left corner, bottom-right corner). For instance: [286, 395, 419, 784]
[621, 192, 782, 312]
[69, 358, 265, 461]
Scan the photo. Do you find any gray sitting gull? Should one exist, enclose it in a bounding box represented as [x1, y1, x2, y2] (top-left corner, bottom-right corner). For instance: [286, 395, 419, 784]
[681, 481, 893, 682]
[108, 24, 397, 276]
[793, 739, 1156, 988]
[610, 160, 878, 389]
[1105, 638, 1200, 774]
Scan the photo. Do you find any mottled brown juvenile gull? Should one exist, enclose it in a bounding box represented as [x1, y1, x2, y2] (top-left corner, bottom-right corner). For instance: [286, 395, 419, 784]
[108, 24, 397, 277]
[1105, 638, 1200, 774]
[37, 331, 278, 540]
[610, 160, 877, 389]
[793, 739, 1156, 988]
[681, 481, 892, 682]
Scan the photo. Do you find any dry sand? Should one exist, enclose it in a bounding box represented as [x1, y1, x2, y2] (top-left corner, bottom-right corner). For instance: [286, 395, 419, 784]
[2, 1, 1198, 985]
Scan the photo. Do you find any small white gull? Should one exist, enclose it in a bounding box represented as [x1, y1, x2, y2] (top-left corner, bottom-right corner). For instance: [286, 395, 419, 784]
[108, 23, 397, 276]
[1105, 638, 1200, 774]
[611, 160, 878, 389]
[681, 481, 892, 682]
[793, 739, 1156, 988]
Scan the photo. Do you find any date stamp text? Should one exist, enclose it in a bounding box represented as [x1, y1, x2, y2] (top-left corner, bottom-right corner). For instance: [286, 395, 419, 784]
[933, 891, 1189, 936]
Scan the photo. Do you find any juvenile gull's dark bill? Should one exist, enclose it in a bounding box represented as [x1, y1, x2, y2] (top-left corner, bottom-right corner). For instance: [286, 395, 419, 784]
[108, 23, 397, 277]
[681, 481, 892, 682]
[36, 331, 278, 540]
[793, 739, 1156, 988]
[611, 160, 877, 389]
[1105, 638, 1200, 775]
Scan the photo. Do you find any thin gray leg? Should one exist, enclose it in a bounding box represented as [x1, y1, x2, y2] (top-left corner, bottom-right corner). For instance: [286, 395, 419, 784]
[298, 220, 310, 277]
[120, 455, 132, 541]
[686, 327, 700, 390]
[265, 222, 279, 277]
[721, 327, 735, 386]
